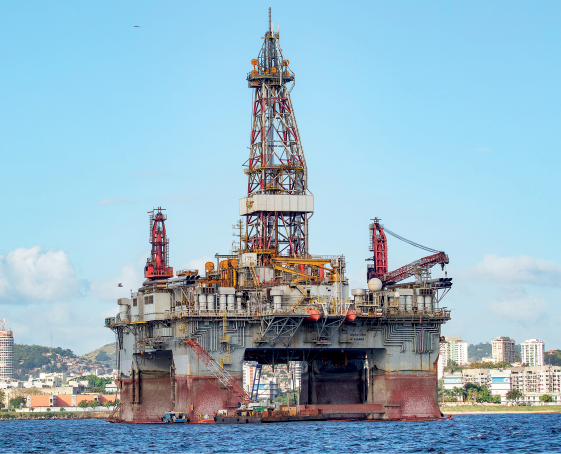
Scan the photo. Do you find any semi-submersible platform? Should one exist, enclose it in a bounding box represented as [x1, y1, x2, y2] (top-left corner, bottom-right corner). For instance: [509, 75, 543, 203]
[106, 14, 452, 423]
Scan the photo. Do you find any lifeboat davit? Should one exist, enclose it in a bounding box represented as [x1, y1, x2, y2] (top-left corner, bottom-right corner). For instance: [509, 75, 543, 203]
[345, 310, 357, 322]
[305, 309, 321, 321]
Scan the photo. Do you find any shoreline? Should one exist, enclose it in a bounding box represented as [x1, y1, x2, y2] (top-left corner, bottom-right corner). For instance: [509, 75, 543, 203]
[2, 408, 560, 421]
[445, 410, 560, 414]
[0, 411, 109, 421]
[442, 404, 561, 415]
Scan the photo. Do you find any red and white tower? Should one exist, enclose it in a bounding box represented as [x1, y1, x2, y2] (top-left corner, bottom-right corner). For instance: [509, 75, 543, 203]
[366, 218, 388, 281]
[240, 10, 313, 260]
[144, 207, 173, 280]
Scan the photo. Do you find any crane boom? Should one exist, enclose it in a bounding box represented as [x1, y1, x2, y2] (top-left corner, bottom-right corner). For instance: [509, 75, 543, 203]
[382, 251, 449, 284]
[366, 218, 449, 284]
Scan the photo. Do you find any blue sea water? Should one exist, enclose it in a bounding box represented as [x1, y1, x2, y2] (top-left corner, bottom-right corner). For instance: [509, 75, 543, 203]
[1, 414, 560, 453]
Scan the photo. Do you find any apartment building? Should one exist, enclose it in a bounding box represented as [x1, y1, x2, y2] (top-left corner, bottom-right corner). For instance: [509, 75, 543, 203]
[521, 339, 545, 367]
[442, 365, 561, 404]
[439, 336, 469, 367]
[492, 336, 516, 363]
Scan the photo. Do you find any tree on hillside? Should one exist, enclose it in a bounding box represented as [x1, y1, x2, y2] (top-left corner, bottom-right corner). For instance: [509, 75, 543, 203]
[95, 351, 110, 362]
[13, 344, 76, 380]
[540, 394, 553, 403]
[77, 375, 112, 390]
[467, 361, 505, 369]
[9, 396, 26, 408]
[545, 351, 561, 366]
[506, 388, 524, 403]
[468, 342, 492, 361]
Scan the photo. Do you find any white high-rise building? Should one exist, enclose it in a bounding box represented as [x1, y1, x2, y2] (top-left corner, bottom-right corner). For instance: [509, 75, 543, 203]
[289, 361, 302, 389]
[492, 336, 516, 363]
[521, 339, 545, 367]
[439, 336, 469, 366]
[0, 319, 14, 381]
[242, 362, 257, 392]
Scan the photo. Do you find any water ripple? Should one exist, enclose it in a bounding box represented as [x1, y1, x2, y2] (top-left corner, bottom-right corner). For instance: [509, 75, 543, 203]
[1, 414, 560, 453]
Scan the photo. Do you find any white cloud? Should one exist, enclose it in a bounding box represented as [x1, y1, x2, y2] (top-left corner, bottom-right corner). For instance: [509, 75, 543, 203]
[463, 254, 561, 287]
[8, 301, 115, 355]
[97, 198, 138, 206]
[488, 285, 548, 325]
[0, 246, 82, 303]
[476, 147, 492, 153]
[182, 255, 214, 275]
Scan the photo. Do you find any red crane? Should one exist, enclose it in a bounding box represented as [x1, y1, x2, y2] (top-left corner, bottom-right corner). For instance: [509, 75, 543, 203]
[382, 251, 449, 284]
[144, 207, 173, 280]
[366, 218, 388, 281]
[366, 218, 448, 284]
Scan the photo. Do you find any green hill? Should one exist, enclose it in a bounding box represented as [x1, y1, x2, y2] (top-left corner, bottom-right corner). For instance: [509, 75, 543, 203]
[13, 345, 76, 380]
[82, 343, 116, 367]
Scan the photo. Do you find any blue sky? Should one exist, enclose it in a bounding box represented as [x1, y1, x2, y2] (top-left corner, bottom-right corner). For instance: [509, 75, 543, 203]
[1, 1, 560, 354]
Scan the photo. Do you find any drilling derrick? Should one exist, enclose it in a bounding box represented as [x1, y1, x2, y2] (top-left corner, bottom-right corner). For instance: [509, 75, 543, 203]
[241, 12, 313, 260]
[144, 207, 173, 280]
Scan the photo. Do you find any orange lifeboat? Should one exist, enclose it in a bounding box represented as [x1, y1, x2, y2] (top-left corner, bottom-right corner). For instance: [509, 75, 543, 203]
[345, 310, 357, 322]
[305, 309, 321, 321]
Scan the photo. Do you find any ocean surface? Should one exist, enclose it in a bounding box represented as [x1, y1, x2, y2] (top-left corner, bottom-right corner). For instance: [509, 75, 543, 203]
[1, 414, 560, 453]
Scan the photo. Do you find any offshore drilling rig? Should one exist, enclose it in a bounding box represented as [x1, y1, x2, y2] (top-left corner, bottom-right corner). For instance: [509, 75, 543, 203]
[106, 12, 452, 422]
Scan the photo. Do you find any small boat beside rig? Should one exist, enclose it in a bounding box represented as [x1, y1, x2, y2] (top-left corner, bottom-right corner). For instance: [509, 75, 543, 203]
[214, 402, 327, 424]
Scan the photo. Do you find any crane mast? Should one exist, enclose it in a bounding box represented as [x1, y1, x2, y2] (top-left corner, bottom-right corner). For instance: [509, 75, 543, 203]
[144, 207, 173, 280]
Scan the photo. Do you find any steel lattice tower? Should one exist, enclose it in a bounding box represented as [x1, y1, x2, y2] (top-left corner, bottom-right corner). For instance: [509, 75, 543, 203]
[240, 11, 313, 259]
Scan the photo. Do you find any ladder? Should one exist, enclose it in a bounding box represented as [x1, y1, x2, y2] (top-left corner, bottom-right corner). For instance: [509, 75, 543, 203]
[105, 401, 122, 422]
[250, 364, 263, 402]
[248, 263, 260, 287]
[184, 338, 249, 404]
[290, 283, 308, 311]
[220, 312, 231, 367]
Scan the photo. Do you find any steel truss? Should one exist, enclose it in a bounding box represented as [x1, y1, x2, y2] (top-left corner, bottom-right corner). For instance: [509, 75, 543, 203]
[246, 211, 307, 255]
[312, 317, 346, 345]
[255, 315, 305, 347]
[244, 27, 310, 257]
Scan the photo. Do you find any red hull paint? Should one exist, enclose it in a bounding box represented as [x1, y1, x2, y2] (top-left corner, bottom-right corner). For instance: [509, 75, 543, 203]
[301, 361, 441, 420]
[369, 372, 441, 420]
[117, 369, 439, 422]
[119, 374, 243, 423]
